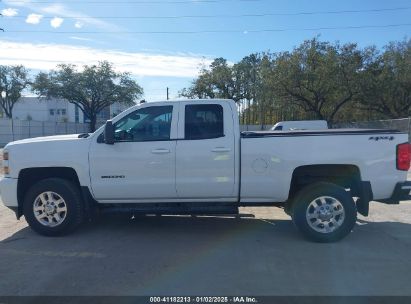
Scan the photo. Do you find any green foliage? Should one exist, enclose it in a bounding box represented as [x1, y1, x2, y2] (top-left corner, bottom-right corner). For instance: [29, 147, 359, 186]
[357, 39, 411, 118]
[0, 65, 30, 118]
[181, 38, 411, 127]
[32, 61, 143, 132]
[274, 38, 363, 126]
[181, 58, 240, 100]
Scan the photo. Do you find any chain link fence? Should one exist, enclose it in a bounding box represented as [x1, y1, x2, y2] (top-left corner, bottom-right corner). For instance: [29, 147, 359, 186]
[240, 125, 271, 131]
[242, 118, 411, 137]
[334, 118, 411, 140]
[1, 118, 409, 147]
[0, 119, 90, 147]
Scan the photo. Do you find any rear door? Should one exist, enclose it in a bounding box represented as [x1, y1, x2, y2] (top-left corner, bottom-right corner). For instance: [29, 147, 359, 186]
[175, 102, 236, 199]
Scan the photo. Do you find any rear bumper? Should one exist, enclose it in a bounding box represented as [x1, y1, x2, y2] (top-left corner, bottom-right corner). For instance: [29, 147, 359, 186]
[379, 181, 411, 204]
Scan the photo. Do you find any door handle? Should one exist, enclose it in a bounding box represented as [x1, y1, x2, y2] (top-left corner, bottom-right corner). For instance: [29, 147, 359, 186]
[151, 149, 170, 154]
[211, 147, 231, 153]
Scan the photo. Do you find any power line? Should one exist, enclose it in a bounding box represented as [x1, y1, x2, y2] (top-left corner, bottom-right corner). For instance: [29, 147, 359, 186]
[4, 7, 411, 19]
[1, 0, 262, 3]
[4, 23, 411, 34]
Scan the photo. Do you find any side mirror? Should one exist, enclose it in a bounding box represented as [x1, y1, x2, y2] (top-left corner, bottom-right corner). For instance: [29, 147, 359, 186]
[104, 120, 115, 145]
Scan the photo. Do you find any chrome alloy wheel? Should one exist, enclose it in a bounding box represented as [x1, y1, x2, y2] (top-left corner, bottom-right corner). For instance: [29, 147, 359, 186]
[306, 196, 345, 233]
[33, 191, 67, 227]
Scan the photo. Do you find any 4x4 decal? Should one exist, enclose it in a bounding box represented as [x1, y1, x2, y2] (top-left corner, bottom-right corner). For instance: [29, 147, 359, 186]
[369, 136, 395, 141]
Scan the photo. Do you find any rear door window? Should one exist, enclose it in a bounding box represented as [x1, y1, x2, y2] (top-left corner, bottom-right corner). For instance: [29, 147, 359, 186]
[185, 104, 224, 140]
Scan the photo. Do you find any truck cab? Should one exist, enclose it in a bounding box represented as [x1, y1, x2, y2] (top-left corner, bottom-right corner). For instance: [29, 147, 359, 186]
[90, 100, 239, 203]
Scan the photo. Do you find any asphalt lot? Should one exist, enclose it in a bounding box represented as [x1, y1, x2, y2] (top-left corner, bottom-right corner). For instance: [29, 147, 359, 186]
[1, 199, 411, 296]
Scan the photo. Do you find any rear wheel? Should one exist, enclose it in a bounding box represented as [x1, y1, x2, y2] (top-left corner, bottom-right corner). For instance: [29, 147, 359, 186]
[23, 178, 84, 236]
[291, 182, 357, 242]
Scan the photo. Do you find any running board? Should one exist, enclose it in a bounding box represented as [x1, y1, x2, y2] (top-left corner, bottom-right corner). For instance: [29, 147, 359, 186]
[99, 205, 239, 216]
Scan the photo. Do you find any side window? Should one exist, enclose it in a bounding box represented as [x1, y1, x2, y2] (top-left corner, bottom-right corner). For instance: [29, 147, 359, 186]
[114, 106, 173, 142]
[185, 104, 224, 140]
[274, 126, 283, 131]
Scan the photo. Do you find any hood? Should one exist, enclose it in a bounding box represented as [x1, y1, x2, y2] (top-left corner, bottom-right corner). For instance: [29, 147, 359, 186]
[5, 134, 86, 147]
[3, 133, 92, 180]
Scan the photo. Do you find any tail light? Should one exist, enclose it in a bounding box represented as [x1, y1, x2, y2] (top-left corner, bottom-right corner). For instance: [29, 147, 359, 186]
[397, 143, 411, 171]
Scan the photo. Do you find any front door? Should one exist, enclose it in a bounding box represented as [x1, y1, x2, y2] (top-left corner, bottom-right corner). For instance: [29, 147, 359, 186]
[89, 104, 178, 201]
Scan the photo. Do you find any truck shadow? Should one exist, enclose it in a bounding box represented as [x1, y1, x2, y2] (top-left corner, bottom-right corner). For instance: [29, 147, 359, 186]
[1, 214, 411, 249]
[1, 214, 301, 244]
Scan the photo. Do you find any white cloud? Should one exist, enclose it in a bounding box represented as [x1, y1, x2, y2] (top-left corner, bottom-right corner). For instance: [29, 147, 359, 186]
[1, 8, 18, 17]
[0, 40, 212, 78]
[26, 13, 43, 24]
[5, 0, 31, 5]
[41, 4, 118, 30]
[74, 21, 84, 29]
[69, 36, 95, 42]
[4, 1, 123, 31]
[50, 17, 64, 28]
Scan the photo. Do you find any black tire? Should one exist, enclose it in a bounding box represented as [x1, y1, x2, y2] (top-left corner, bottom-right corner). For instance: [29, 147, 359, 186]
[23, 178, 84, 236]
[291, 182, 357, 243]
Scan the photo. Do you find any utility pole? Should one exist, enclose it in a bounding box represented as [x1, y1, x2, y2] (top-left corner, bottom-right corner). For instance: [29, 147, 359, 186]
[166, 87, 169, 100]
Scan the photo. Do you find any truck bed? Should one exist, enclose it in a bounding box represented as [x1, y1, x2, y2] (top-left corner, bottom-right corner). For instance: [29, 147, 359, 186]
[239, 128, 408, 203]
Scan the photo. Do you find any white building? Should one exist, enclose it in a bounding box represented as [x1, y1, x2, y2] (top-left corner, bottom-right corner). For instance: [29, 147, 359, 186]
[5, 97, 130, 123]
[9, 97, 83, 123]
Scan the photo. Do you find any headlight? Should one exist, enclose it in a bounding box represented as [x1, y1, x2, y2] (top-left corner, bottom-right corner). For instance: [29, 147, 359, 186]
[3, 150, 9, 175]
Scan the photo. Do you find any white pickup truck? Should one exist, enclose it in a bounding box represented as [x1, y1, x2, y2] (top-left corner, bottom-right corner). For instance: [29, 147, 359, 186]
[1, 99, 410, 242]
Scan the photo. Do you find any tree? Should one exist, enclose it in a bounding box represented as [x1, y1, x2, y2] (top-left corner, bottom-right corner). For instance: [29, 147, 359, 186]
[273, 38, 363, 126]
[233, 54, 261, 125]
[0, 65, 30, 118]
[255, 54, 279, 129]
[358, 39, 411, 118]
[181, 37, 410, 126]
[179, 68, 215, 99]
[180, 58, 241, 101]
[32, 61, 143, 132]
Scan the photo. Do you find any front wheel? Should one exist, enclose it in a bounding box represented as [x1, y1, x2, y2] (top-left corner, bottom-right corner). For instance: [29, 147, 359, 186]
[291, 182, 357, 242]
[23, 178, 84, 236]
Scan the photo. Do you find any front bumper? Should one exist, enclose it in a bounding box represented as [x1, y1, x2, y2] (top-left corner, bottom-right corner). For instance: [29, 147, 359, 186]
[0, 177, 18, 207]
[380, 181, 411, 204]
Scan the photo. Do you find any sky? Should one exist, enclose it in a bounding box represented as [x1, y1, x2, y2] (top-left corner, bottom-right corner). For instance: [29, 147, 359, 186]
[0, 0, 410, 101]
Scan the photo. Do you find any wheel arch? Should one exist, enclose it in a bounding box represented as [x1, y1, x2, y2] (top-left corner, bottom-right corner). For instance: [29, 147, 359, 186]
[17, 167, 81, 219]
[288, 164, 362, 199]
